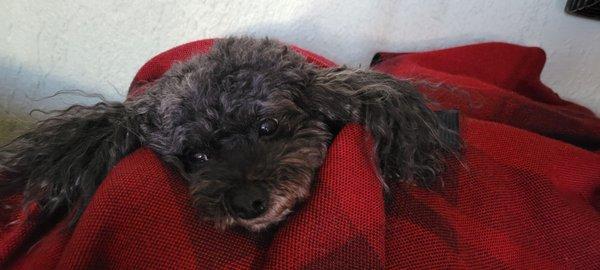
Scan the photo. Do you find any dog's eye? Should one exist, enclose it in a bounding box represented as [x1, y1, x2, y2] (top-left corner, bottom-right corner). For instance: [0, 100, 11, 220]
[192, 153, 209, 163]
[258, 118, 278, 136]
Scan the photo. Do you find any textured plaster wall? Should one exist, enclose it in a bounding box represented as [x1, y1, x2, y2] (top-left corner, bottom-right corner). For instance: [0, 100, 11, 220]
[1, 0, 599, 115]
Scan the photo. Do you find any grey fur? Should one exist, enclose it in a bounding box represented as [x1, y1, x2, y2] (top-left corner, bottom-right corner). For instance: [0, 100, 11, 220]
[0, 37, 457, 231]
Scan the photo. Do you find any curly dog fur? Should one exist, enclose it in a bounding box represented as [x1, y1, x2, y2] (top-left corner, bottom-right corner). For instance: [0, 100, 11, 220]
[0, 37, 457, 231]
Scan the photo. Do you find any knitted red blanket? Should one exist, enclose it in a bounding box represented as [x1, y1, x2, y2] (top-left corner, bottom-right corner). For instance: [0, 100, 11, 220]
[1, 39, 599, 269]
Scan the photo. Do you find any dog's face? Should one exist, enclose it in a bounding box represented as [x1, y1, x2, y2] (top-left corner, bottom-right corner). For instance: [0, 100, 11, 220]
[141, 39, 334, 231]
[130, 37, 452, 231]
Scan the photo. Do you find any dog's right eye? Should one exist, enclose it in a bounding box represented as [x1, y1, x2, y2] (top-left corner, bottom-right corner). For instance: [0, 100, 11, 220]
[182, 152, 210, 172]
[258, 118, 278, 136]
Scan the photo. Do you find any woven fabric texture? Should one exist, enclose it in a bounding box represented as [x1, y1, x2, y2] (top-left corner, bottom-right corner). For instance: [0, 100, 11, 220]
[1, 39, 599, 269]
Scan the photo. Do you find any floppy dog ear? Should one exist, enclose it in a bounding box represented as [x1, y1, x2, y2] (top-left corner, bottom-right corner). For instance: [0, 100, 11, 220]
[0, 101, 145, 225]
[308, 67, 455, 188]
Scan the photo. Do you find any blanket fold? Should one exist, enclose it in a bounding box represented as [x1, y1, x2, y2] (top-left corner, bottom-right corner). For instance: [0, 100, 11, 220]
[1, 39, 599, 269]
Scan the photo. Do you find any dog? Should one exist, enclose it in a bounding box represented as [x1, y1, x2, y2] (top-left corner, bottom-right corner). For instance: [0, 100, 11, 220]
[0, 37, 457, 231]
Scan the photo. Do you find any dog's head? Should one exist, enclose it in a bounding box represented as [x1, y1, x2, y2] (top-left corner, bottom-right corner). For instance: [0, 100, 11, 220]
[136, 38, 331, 231]
[134, 37, 453, 231]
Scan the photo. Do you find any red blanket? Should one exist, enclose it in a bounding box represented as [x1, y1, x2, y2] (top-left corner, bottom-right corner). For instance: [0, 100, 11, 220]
[1, 39, 599, 269]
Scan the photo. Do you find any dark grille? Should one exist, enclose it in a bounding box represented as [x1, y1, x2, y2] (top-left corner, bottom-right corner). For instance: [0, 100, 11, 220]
[565, 0, 600, 19]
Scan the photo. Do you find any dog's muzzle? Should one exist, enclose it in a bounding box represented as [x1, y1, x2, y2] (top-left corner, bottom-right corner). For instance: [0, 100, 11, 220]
[226, 184, 268, 219]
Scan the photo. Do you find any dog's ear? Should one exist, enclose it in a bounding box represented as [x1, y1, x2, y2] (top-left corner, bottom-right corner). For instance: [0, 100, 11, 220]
[0, 101, 145, 225]
[307, 67, 455, 188]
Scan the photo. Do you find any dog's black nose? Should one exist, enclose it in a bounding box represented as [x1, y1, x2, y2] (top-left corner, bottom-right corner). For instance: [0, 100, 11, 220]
[226, 185, 268, 219]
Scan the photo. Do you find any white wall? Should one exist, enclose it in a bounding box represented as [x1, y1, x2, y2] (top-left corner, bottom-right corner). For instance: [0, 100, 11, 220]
[1, 0, 599, 115]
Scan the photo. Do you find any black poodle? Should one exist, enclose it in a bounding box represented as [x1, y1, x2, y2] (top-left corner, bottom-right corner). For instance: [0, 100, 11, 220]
[0, 37, 457, 231]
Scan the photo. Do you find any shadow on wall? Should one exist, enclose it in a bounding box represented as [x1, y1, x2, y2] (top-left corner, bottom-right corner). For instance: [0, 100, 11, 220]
[0, 12, 527, 144]
[0, 5, 497, 116]
[224, 12, 513, 68]
[0, 114, 33, 145]
[0, 63, 126, 116]
[2, 0, 599, 120]
[0, 64, 126, 143]
[217, 0, 531, 67]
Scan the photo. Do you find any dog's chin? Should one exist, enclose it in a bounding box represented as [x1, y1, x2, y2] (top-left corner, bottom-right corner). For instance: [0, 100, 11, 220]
[237, 208, 294, 232]
[209, 208, 293, 232]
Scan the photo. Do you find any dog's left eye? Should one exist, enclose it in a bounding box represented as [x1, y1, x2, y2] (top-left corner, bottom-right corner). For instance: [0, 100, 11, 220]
[192, 153, 209, 163]
[258, 118, 278, 136]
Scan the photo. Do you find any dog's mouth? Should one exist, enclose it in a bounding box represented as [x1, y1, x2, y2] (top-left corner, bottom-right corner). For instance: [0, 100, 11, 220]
[228, 190, 305, 232]
[233, 174, 316, 231]
[234, 204, 293, 232]
[191, 165, 317, 231]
